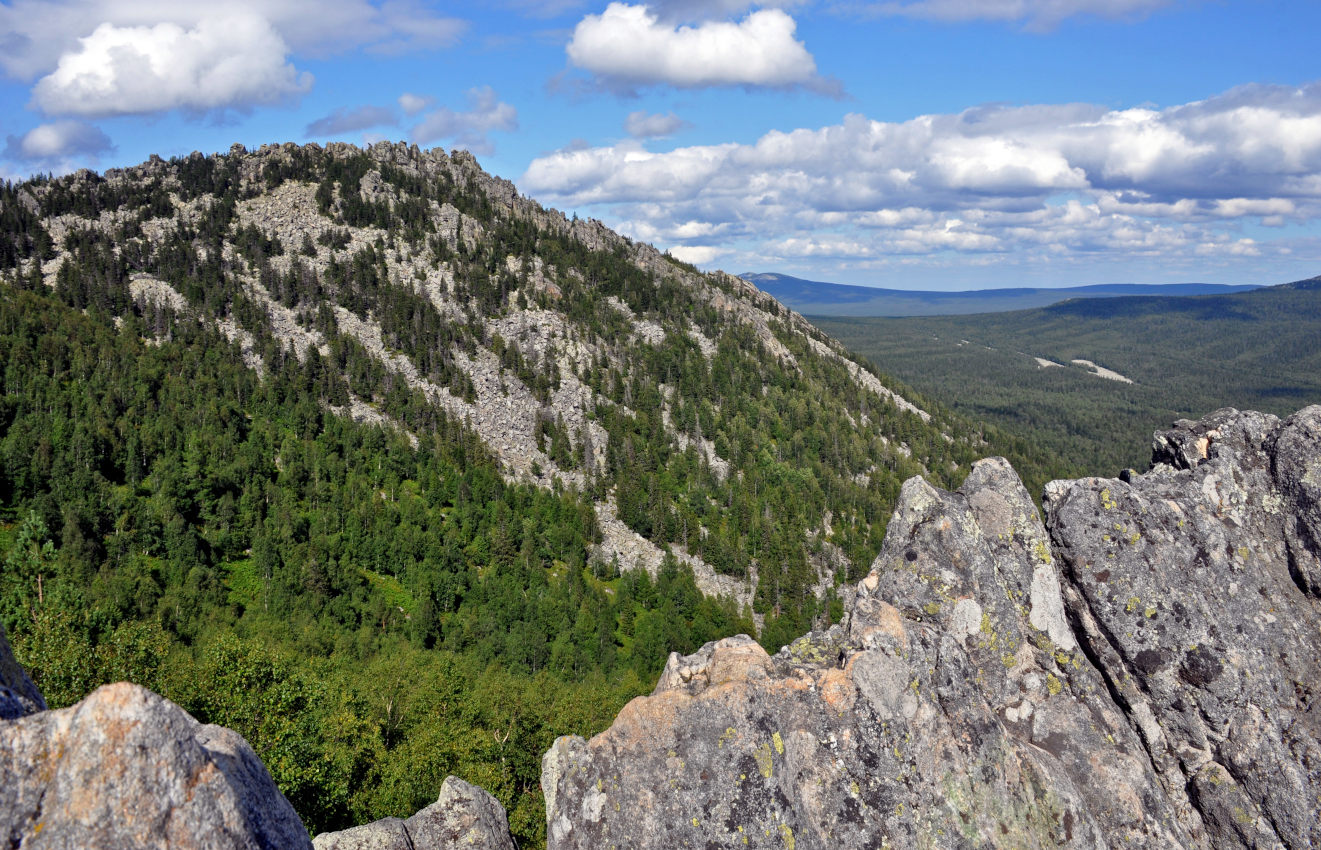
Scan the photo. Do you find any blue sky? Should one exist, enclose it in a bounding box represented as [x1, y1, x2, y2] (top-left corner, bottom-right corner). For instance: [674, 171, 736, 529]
[2, 0, 1320, 290]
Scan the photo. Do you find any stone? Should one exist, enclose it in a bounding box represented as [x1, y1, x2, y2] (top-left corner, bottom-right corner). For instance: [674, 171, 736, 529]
[0, 682, 311, 849]
[0, 619, 45, 721]
[542, 407, 1321, 849]
[1047, 406, 1321, 848]
[312, 776, 516, 850]
[542, 456, 1186, 849]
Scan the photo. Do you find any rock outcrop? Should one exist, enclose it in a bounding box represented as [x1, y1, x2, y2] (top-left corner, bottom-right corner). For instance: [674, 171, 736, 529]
[542, 406, 1321, 849]
[1047, 406, 1321, 848]
[0, 682, 312, 849]
[0, 620, 45, 721]
[312, 776, 516, 850]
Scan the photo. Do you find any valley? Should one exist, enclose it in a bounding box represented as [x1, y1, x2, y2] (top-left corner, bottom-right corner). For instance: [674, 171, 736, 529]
[813, 278, 1321, 480]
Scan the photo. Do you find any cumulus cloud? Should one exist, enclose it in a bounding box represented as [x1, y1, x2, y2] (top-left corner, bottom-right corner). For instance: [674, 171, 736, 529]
[566, 3, 833, 92]
[863, 0, 1179, 28]
[625, 110, 691, 138]
[410, 87, 518, 155]
[666, 244, 725, 264]
[3, 120, 113, 161]
[522, 82, 1321, 270]
[0, 1, 467, 81]
[31, 13, 312, 117]
[306, 104, 398, 137]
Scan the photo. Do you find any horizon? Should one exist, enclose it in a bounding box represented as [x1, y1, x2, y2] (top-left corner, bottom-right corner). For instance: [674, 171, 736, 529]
[2, 1, 1320, 291]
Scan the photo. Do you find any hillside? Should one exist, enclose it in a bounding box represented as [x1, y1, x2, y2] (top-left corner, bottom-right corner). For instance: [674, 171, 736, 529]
[813, 278, 1321, 477]
[7, 404, 1320, 849]
[0, 141, 1010, 841]
[742, 271, 1259, 317]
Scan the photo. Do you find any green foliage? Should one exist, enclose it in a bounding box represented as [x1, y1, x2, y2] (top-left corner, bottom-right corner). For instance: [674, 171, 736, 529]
[814, 285, 1321, 486]
[0, 146, 1010, 843]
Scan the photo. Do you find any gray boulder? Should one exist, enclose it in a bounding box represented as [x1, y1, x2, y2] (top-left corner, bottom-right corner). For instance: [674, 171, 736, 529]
[1047, 406, 1321, 848]
[313, 776, 516, 850]
[542, 458, 1187, 849]
[0, 681, 311, 849]
[0, 619, 45, 720]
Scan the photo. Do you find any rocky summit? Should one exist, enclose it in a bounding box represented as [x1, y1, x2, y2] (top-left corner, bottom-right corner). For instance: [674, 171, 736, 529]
[542, 406, 1321, 849]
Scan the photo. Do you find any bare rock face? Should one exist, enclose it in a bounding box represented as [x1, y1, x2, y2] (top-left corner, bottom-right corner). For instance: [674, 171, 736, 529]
[542, 407, 1321, 850]
[1047, 406, 1321, 848]
[0, 620, 45, 721]
[0, 682, 311, 849]
[543, 459, 1185, 849]
[313, 776, 516, 850]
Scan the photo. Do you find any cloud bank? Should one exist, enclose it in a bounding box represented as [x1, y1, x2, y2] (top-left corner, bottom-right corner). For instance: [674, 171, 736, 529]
[523, 82, 1321, 269]
[32, 14, 311, 117]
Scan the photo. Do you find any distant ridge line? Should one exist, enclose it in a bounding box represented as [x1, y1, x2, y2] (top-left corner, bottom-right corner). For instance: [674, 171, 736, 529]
[740, 271, 1263, 317]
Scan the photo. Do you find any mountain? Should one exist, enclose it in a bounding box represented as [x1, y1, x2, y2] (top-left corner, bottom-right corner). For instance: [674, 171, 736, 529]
[813, 277, 1321, 478]
[741, 271, 1261, 317]
[0, 141, 1010, 842]
[6, 404, 1320, 849]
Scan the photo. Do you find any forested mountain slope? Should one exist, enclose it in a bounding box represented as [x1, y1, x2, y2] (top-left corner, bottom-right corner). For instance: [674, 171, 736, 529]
[0, 142, 1010, 842]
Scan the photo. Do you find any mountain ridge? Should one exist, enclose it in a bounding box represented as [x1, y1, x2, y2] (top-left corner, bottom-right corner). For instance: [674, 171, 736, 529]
[741, 271, 1261, 317]
[0, 140, 1017, 841]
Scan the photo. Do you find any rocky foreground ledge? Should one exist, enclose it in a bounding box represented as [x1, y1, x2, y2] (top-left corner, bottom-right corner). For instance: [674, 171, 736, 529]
[3, 406, 1320, 848]
[543, 406, 1321, 849]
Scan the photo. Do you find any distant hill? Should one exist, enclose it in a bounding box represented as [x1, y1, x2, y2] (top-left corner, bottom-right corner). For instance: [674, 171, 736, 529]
[741, 271, 1261, 317]
[812, 277, 1321, 478]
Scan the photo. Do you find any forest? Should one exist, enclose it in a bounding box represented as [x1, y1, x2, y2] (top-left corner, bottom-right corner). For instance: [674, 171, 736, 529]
[813, 279, 1321, 481]
[0, 144, 1072, 843]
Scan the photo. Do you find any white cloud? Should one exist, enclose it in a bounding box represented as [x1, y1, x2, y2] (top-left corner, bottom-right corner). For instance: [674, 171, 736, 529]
[410, 87, 518, 155]
[625, 110, 691, 138]
[4, 120, 113, 160]
[667, 244, 724, 264]
[367, 0, 467, 54]
[566, 3, 829, 91]
[306, 104, 398, 136]
[0, 1, 467, 81]
[398, 92, 434, 116]
[521, 82, 1321, 273]
[31, 13, 312, 116]
[863, 0, 1179, 28]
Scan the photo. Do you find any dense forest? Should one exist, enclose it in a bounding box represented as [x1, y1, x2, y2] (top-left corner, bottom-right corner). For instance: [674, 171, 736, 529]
[814, 279, 1321, 480]
[0, 143, 1067, 842]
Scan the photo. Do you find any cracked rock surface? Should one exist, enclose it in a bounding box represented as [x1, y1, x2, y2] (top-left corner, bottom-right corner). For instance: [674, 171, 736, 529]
[1047, 406, 1321, 848]
[543, 406, 1321, 849]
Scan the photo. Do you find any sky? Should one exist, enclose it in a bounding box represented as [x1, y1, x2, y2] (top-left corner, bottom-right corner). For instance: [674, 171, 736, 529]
[2, 1, 1320, 290]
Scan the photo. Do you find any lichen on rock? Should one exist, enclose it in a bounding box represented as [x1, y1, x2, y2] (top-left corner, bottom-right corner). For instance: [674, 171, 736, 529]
[542, 407, 1321, 849]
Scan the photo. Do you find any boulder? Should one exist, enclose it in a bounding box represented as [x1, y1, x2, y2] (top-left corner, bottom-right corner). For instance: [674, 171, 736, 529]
[1047, 406, 1321, 848]
[0, 619, 45, 721]
[0, 682, 311, 849]
[312, 776, 516, 850]
[542, 458, 1187, 849]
